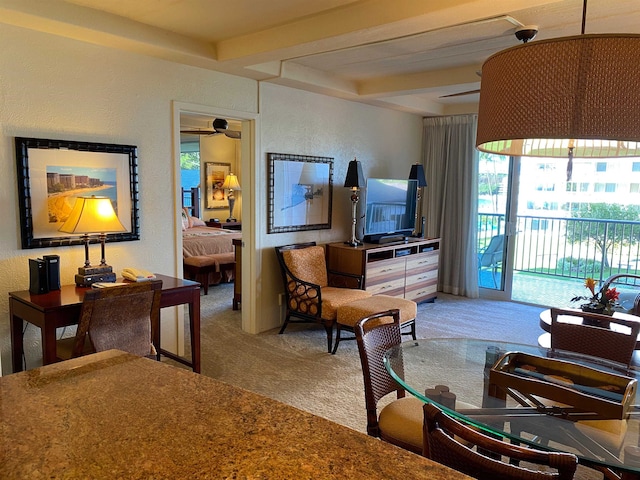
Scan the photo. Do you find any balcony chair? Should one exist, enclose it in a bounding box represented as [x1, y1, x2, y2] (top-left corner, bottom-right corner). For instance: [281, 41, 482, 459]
[56, 280, 163, 360]
[478, 234, 504, 288]
[274, 242, 371, 353]
[423, 403, 578, 480]
[601, 273, 640, 316]
[354, 309, 425, 453]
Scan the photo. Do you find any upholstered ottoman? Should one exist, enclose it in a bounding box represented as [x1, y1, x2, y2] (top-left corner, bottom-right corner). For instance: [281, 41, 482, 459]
[333, 295, 417, 354]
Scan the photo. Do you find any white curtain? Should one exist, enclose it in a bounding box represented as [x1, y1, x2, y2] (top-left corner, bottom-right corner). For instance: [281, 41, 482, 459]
[422, 115, 479, 298]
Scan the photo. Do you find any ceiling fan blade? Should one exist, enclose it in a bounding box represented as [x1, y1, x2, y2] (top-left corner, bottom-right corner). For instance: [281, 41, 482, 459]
[439, 89, 481, 98]
[224, 130, 241, 139]
[180, 129, 219, 136]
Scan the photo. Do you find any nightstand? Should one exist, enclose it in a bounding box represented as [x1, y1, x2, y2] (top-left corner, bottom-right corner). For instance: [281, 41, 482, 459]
[206, 220, 242, 230]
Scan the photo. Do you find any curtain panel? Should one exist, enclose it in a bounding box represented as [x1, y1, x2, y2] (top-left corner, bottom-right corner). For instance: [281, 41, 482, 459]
[422, 115, 479, 298]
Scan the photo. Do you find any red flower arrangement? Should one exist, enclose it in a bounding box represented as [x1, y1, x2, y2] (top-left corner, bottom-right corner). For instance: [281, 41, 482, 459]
[571, 277, 619, 315]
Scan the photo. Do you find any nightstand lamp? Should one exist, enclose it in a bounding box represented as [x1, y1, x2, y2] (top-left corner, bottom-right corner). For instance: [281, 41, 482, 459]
[221, 173, 241, 222]
[59, 195, 126, 286]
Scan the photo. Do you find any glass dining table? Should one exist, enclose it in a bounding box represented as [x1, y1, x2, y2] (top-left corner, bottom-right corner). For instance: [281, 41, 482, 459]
[384, 338, 640, 478]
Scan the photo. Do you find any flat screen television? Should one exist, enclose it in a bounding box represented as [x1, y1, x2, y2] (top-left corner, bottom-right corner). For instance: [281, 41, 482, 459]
[363, 178, 418, 243]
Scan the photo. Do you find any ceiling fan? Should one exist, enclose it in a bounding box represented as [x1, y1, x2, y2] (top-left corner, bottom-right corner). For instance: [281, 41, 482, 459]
[180, 118, 241, 139]
[439, 25, 538, 99]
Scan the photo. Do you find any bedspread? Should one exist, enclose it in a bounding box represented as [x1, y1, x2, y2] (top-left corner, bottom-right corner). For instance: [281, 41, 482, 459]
[183, 226, 242, 257]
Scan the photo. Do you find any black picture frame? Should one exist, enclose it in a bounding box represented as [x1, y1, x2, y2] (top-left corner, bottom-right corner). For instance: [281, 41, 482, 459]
[267, 152, 333, 234]
[15, 137, 140, 249]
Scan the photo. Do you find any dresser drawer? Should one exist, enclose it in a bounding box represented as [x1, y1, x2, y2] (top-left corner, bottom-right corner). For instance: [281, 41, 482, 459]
[406, 252, 438, 272]
[366, 277, 406, 297]
[406, 269, 438, 287]
[365, 258, 406, 284]
[405, 283, 437, 302]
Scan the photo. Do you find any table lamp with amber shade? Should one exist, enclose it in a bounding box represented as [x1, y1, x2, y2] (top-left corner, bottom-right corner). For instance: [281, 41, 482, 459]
[221, 173, 241, 222]
[59, 195, 126, 286]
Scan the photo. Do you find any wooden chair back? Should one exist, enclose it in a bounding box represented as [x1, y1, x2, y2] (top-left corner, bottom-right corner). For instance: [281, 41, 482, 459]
[423, 403, 578, 480]
[354, 309, 404, 437]
[549, 307, 639, 368]
[72, 280, 163, 358]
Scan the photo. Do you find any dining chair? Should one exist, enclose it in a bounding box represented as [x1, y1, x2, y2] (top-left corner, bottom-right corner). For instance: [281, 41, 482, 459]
[56, 280, 163, 360]
[354, 309, 424, 454]
[423, 403, 578, 480]
[549, 307, 640, 369]
[274, 242, 371, 353]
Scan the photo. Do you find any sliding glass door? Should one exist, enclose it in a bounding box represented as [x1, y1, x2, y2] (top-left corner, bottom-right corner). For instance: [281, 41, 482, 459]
[478, 153, 518, 300]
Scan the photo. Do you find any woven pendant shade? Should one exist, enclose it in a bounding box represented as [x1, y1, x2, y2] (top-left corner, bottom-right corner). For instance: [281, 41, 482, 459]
[477, 34, 640, 158]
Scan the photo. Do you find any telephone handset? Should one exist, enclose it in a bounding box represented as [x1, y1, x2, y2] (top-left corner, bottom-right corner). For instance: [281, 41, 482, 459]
[122, 268, 156, 282]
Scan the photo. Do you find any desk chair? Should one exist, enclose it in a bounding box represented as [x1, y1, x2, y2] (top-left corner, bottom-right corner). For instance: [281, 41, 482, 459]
[57, 280, 163, 360]
[275, 242, 371, 353]
[354, 309, 424, 454]
[423, 403, 578, 480]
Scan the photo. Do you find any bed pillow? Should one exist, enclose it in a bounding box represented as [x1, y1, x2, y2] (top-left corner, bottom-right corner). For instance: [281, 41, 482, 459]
[181, 209, 189, 230]
[190, 216, 206, 227]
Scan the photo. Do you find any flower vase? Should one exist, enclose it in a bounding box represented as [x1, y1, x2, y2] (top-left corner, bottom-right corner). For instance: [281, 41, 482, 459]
[580, 303, 613, 316]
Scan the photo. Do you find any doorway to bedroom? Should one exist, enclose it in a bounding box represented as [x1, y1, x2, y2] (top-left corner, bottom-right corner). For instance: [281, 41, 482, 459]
[179, 112, 244, 307]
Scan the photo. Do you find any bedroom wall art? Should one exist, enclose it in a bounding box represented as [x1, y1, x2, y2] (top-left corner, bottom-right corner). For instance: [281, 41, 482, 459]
[267, 152, 333, 233]
[205, 162, 230, 210]
[15, 137, 140, 249]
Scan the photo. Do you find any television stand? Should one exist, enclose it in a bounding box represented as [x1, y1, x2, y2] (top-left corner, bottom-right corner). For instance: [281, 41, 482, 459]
[326, 237, 440, 304]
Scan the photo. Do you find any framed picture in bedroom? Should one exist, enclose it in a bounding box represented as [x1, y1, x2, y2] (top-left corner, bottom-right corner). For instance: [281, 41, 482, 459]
[15, 137, 140, 249]
[267, 152, 333, 234]
[205, 162, 230, 209]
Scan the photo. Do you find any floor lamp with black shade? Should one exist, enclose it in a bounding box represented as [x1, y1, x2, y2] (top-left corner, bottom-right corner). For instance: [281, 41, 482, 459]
[344, 158, 365, 246]
[409, 163, 427, 238]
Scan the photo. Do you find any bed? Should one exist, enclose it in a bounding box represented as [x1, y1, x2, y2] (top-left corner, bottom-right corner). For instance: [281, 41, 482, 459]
[183, 225, 241, 257]
[181, 205, 242, 291]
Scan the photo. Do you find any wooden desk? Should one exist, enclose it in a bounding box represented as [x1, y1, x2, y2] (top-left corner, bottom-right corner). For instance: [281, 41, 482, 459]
[9, 273, 201, 374]
[0, 350, 468, 479]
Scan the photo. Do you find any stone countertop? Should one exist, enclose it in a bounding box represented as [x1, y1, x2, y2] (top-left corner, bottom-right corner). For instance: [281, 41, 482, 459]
[0, 350, 471, 479]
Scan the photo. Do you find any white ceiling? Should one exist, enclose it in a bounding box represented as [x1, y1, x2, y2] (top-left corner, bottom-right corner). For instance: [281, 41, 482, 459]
[2, 0, 640, 117]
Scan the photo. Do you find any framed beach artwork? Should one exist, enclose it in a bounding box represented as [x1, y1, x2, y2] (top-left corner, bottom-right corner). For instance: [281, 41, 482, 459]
[267, 152, 333, 234]
[15, 137, 140, 249]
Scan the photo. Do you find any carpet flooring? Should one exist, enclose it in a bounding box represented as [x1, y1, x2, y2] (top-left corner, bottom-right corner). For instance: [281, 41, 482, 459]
[184, 283, 607, 479]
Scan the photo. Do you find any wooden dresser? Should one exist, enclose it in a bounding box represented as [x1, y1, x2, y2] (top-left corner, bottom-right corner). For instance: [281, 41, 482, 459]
[326, 237, 440, 303]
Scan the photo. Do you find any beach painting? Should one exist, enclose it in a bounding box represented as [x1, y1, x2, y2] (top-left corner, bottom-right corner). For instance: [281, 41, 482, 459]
[15, 137, 139, 249]
[46, 166, 118, 224]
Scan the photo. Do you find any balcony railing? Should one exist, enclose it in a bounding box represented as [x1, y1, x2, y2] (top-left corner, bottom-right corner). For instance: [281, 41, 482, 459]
[478, 213, 640, 286]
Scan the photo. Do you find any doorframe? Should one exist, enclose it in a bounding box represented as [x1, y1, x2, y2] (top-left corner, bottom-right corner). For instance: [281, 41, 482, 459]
[172, 101, 260, 337]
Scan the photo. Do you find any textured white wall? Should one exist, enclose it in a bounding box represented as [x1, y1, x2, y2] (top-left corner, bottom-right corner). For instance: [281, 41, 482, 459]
[257, 83, 423, 331]
[0, 22, 423, 372]
[0, 23, 257, 372]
